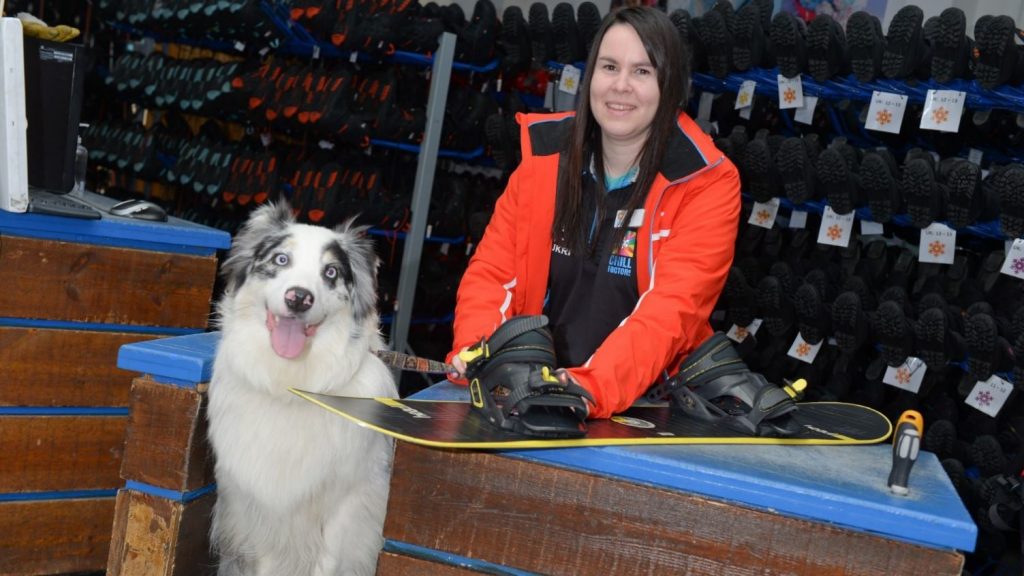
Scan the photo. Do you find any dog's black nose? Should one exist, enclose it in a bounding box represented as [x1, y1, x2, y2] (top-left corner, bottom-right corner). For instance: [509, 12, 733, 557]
[284, 287, 314, 313]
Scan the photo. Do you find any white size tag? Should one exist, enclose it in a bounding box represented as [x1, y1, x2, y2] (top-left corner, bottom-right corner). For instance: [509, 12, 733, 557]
[1000, 238, 1024, 278]
[794, 95, 818, 125]
[920, 89, 965, 133]
[234, 41, 246, 52]
[350, 51, 359, 64]
[860, 220, 884, 235]
[965, 375, 1014, 417]
[558, 64, 581, 95]
[918, 223, 956, 264]
[865, 91, 908, 134]
[543, 81, 554, 109]
[968, 148, 983, 165]
[260, 132, 272, 147]
[883, 357, 927, 394]
[787, 332, 822, 364]
[789, 210, 808, 229]
[747, 198, 780, 229]
[312, 45, 320, 59]
[727, 318, 762, 343]
[735, 80, 756, 109]
[439, 242, 449, 255]
[777, 74, 804, 109]
[697, 92, 715, 123]
[816, 206, 854, 247]
[738, 105, 753, 120]
[426, 224, 433, 238]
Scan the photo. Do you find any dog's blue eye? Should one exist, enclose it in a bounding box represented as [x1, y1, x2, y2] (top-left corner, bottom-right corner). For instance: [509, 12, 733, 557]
[273, 253, 289, 266]
[324, 265, 338, 280]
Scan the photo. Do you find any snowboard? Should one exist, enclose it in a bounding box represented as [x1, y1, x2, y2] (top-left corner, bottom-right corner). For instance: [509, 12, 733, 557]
[291, 389, 893, 450]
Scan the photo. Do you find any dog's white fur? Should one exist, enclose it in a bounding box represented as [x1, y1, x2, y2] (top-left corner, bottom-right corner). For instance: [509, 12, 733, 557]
[208, 202, 396, 576]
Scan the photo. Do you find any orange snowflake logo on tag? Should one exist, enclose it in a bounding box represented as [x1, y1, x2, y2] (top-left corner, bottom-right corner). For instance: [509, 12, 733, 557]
[783, 87, 797, 104]
[896, 366, 912, 385]
[796, 342, 811, 356]
[929, 240, 946, 257]
[738, 92, 751, 106]
[932, 106, 949, 124]
[827, 224, 843, 240]
[876, 109, 892, 125]
[756, 209, 772, 224]
[735, 326, 749, 340]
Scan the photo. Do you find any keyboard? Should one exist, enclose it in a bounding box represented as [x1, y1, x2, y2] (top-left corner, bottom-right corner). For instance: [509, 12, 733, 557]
[28, 188, 101, 219]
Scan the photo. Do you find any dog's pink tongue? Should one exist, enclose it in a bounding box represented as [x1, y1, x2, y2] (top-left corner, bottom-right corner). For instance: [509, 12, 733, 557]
[270, 316, 308, 359]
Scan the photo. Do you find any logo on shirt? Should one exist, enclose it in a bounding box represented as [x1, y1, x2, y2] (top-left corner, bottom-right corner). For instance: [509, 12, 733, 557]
[608, 231, 637, 277]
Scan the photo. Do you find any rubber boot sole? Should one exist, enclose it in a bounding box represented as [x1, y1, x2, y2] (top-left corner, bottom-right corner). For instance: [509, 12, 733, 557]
[882, 5, 924, 79]
[847, 11, 882, 82]
[860, 151, 899, 223]
[901, 157, 939, 228]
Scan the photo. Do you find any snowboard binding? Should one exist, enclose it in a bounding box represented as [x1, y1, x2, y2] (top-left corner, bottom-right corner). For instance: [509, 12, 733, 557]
[460, 315, 593, 439]
[647, 332, 805, 437]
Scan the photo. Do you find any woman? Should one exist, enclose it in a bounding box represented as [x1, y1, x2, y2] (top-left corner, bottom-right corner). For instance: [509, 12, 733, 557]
[448, 6, 740, 419]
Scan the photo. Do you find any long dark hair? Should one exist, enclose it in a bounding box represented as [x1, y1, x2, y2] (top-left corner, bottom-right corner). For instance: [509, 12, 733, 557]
[552, 6, 690, 254]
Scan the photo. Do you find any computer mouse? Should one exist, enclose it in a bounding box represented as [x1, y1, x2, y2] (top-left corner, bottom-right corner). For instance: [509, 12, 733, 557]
[109, 199, 168, 222]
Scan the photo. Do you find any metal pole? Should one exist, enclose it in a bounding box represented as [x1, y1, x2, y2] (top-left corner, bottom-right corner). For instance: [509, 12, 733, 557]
[389, 31, 456, 356]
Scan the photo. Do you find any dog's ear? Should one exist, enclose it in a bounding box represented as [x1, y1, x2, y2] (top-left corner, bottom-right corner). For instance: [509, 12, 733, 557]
[220, 202, 295, 292]
[334, 218, 380, 323]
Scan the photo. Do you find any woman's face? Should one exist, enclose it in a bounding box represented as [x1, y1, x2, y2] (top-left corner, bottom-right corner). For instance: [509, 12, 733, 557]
[589, 22, 661, 150]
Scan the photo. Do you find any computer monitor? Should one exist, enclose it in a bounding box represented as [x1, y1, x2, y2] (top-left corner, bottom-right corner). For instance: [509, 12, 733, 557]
[23, 35, 86, 193]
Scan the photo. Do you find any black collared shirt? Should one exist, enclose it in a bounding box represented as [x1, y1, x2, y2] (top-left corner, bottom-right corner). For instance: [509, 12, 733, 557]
[546, 177, 642, 368]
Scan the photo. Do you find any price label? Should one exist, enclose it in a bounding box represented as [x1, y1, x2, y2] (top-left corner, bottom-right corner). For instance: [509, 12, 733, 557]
[735, 80, 756, 109]
[777, 74, 804, 110]
[1000, 238, 1024, 279]
[794, 95, 817, 125]
[920, 89, 965, 133]
[789, 210, 808, 229]
[918, 223, 956, 264]
[787, 332, 822, 364]
[964, 375, 1014, 417]
[968, 148, 983, 165]
[727, 318, 762, 343]
[860, 220, 884, 235]
[559, 64, 581, 95]
[865, 91, 908, 134]
[747, 198, 780, 229]
[816, 206, 854, 247]
[883, 357, 927, 393]
[697, 92, 715, 122]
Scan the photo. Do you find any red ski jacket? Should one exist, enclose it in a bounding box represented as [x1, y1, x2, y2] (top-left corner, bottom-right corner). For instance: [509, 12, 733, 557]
[448, 110, 740, 418]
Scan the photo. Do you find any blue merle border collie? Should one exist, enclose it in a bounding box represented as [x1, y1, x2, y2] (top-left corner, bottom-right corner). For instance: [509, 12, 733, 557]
[207, 201, 396, 576]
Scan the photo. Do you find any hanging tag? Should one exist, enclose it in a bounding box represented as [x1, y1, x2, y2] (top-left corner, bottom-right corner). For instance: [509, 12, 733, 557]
[738, 105, 753, 120]
[735, 80, 756, 109]
[317, 140, 335, 150]
[777, 74, 804, 109]
[697, 92, 715, 122]
[964, 375, 1014, 417]
[816, 206, 854, 247]
[747, 198, 780, 229]
[233, 41, 246, 52]
[558, 64, 581, 95]
[860, 220, 885, 235]
[349, 51, 359, 64]
[466, 242, 474, 256]
[968, 148, 983, 165]
[543, 81, 554, 109]
[312, 45, 321, 60]
[883, 357, 927, 394]
[865, 91, 908, 134]
[439, 243, 450, 256]
[789, 210, 808, 229]
[999, 238, 1024, 279]
[918, 223, 956, 264]
[727, 318, 762, 343]
[260, 131, 272, 147]
[787, 332, 822, 364]
[920, 89, 966, 133]
[794, 95, 817, 125]
[425, 224, 432, 238]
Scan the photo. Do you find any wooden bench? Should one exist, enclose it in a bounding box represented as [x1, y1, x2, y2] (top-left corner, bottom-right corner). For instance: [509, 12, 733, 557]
[0, 196, 228, 575]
